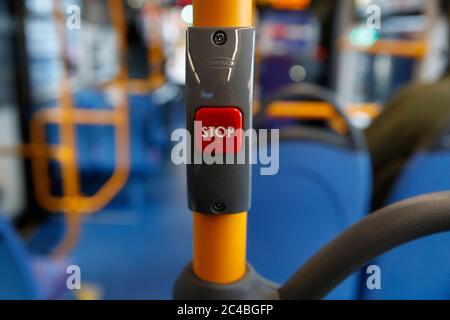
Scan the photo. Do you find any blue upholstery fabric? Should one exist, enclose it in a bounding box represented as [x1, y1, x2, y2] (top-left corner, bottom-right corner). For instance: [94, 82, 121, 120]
[249, 141, 372, 299]
[363, 151, 450, 300]
[35, 89, 165, 207]
[0, 215, 41, 299]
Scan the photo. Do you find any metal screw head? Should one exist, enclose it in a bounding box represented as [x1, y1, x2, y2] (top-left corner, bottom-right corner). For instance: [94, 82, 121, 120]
[212, 31, 227, 46]
[212, 202, 226, 213]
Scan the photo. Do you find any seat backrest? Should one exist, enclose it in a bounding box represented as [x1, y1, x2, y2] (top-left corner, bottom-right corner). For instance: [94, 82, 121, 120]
[0, 214, 41, 299]
[41, 89, 164, 177]
[363, 132, 450, 299]
[249, 84, 372, 300]
[77, 92, 162, 176]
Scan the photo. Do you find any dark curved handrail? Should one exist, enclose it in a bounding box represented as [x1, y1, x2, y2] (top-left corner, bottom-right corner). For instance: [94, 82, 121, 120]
[279, 192, 450, 300]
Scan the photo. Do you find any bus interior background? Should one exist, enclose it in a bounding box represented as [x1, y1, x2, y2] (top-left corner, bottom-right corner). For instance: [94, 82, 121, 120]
[0, 0, 449, 300]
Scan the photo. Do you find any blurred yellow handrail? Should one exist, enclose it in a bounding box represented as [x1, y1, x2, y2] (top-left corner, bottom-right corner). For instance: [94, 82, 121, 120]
[347, 103, 381, 119]
[266, 100, 348, 134]
[50, 0, 130, 257]
[29, 0, 130, 216]
[0, 0, 132, 258]
[338, 38, 428, 59]
[257, 0, 311, 10]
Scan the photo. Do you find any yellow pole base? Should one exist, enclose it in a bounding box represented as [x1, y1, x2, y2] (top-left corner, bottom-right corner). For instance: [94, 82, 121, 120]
[193, 212, 247, 284]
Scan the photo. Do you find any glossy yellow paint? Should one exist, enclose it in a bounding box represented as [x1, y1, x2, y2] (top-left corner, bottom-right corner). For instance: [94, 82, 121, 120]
[193, 0, 253, 27]
[262, 0, 311, 10]
[193, 212, 247, 284]
[339, 38, 428, 59]
[267, 100, 348, 134]
[347, 103, 382, 119]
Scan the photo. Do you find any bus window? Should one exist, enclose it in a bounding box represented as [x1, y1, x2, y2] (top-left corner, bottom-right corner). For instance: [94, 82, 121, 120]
[257, 1, 338, 98]
[0, 1, 26, 218]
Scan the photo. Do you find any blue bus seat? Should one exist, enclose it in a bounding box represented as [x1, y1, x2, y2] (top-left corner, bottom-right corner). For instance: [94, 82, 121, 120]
[249, 84, 372, 299]
[0, 214, 71, 300]
[249, 127, 372, 300]
[35, 89, 163, 177]
[0, 214, 41, 299]
[73, 90, 164, 177]
[363, 148, 450, 300]
[34, 89, 165, 207]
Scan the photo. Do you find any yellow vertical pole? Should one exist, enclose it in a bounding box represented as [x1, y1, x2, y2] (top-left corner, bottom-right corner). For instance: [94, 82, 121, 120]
[53, 1, 80, 214]
[193, 0, 254, 28]
[52, 0, 130, 257]
[192, 0, 253, 285]
[51, 0, 82, 258]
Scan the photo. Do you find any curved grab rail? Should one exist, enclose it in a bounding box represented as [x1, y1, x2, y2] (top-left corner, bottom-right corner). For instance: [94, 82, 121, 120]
[48, 0, 130, 257]
[338, 38, 428, 59]
[27, 0, 131, 215]
[255, 83, 367, 150]
[279, 191, 450, 300]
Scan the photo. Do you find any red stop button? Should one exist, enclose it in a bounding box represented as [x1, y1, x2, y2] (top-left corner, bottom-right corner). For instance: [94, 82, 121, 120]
[195, 107, 243, 154]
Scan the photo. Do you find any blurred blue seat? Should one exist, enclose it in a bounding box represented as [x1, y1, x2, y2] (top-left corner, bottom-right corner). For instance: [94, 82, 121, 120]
[73, 90, 164, 177]
[0, 214, 40, 299]
[0, 214, 70, 300]
[363, 147, 450, 300]
[36, 89, 164, 175]
[249, 132, 371, 300]
[248, 84, 372, 300]
[35, 89, 165, 207]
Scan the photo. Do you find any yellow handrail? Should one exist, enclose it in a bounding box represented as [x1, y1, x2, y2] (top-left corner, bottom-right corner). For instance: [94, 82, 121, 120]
[32, 0, 131, 216]
[258, 0, 311, 10]
[266, 101, 348, 134]
[339, 38, 428, 59]
[347, 103, 381, 119]
[0, 0, 132, 258]
[50, 0, 130, 257]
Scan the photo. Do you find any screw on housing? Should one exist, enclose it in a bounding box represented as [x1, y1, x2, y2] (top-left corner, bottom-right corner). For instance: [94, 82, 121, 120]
[212, 202, 226, 213]
[212, 31, 227, 46]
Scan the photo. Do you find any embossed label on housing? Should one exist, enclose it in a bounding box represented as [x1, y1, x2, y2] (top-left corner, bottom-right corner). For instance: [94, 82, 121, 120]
[202, 57, 235, 69]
